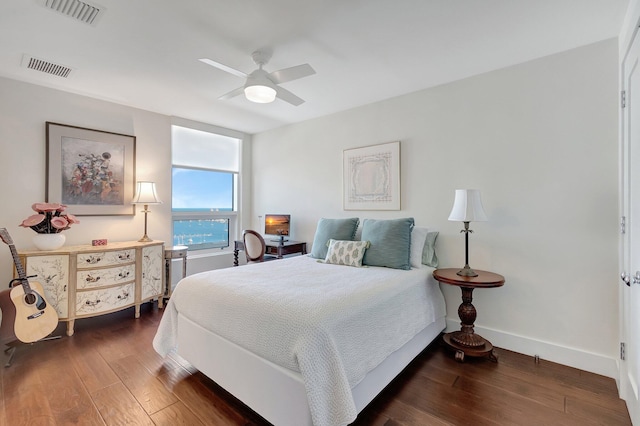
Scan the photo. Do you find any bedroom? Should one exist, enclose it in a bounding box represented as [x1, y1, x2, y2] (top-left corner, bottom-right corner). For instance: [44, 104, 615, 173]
[0, 0, 635, 424]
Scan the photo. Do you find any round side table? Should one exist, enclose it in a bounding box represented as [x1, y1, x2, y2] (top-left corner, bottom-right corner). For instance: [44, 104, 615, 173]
[433, 268, 505, 362]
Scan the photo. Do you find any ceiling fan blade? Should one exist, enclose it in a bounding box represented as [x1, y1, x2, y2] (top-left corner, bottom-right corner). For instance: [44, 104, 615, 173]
[269, 64, 315, 84]
[199, 58, 247, 79]
[275, 86, 305, 106]
[218, 86, 245, 100]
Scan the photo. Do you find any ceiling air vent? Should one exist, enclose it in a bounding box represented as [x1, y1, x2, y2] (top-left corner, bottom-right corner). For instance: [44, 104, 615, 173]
[22, 55, 73, 78]
[43, 0, 104, 26]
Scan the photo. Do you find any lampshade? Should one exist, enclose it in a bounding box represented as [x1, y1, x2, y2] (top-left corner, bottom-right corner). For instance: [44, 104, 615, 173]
[448, 189, 488, 222]
[131, 181, 162, 204]
[244, 83, 276, 103]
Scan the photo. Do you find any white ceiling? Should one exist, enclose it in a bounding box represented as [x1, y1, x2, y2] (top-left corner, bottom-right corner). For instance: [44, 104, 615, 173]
[0, 0, 629, 134]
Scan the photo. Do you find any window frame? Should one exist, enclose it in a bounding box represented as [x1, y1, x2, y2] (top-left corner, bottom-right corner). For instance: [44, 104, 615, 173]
[170, 119, 244, 253]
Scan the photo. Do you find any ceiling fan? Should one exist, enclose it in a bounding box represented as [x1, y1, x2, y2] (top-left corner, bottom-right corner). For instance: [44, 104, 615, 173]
[199, 49, 316, 106]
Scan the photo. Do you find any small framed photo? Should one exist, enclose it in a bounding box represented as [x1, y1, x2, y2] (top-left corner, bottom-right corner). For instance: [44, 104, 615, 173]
[46, 122, 136, 216]
[343, 141, 401, 210]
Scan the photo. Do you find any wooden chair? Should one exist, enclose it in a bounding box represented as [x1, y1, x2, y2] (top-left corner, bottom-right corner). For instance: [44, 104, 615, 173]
[242, 230, 266, 263]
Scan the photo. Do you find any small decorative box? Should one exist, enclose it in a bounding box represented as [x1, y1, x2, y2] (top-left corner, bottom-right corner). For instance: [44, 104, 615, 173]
[92, 239, 108, 246]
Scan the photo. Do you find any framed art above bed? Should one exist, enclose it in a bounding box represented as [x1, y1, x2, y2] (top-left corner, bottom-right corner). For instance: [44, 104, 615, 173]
[343, 141, 400, 211]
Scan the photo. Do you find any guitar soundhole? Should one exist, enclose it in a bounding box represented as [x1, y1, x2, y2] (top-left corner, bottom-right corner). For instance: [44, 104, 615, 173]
[24, 293, 37, 306]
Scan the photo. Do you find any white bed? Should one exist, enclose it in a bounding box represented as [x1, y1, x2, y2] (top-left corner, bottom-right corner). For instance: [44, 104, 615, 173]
[153, 255, 446, 426]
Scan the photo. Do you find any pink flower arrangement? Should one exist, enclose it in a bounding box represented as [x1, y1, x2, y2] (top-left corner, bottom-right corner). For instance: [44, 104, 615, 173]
[20, 202, 80, 234]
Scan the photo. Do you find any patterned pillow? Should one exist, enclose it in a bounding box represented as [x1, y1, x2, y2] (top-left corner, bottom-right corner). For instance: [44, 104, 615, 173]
[323, 239, 370, 267]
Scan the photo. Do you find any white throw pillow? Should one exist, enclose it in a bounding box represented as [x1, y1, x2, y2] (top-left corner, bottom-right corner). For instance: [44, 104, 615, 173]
[410, 226, 429, 269]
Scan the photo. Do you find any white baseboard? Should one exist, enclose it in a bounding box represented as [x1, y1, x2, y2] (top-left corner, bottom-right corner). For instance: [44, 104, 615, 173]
[445, 319, 619, 379]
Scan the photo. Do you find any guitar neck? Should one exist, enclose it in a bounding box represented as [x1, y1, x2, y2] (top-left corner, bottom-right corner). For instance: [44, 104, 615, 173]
[0, 228, 33, 294]
[8, 243, 31, 294]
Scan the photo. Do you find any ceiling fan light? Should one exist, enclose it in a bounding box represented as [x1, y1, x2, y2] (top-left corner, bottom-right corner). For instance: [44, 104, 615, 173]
[244, 84, 276, 103]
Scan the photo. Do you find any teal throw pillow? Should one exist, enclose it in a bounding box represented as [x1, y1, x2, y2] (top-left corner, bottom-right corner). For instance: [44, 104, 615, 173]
[361, 218, 414, 270]
[310, 218, 360, 259]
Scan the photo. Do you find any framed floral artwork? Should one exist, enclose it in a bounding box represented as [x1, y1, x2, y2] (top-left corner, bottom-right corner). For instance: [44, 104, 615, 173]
[343, 141, 400, 210]
[46, 122, 136, 216]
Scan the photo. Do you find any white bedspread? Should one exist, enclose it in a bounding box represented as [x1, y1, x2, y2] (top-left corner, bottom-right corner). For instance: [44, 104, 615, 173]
[153, 255, 445, 426]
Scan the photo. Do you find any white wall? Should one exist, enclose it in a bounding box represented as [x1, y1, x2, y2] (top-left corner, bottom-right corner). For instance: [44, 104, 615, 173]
[0, 77, 170, 249]
[251, 39, 620, 377]
[0, 77, 246, 290]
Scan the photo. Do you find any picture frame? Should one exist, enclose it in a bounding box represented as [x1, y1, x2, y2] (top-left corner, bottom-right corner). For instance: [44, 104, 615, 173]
[46, 122, 136, 216]
[343, 141, 400, 210]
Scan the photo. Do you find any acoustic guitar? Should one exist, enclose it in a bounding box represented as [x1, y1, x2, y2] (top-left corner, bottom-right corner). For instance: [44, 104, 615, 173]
[0, 228, 58, 343]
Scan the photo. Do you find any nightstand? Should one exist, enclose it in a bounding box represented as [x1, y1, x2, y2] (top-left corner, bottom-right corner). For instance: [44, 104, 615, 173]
[433, 268, 505, 362]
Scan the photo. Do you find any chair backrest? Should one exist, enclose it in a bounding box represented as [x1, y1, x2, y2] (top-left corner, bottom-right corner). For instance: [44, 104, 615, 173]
[243, 229, 266, 263]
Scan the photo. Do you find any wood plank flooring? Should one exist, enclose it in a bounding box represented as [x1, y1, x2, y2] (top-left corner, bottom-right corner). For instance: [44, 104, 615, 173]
[0, 303, 631, 425]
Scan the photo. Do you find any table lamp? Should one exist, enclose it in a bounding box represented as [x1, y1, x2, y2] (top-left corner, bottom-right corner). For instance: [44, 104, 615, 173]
[448, 189, 488, 277]
[132, 181, 162, 242]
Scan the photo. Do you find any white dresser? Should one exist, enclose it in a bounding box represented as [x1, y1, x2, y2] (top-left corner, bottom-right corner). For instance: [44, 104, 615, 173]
[17, 240, 164, 336]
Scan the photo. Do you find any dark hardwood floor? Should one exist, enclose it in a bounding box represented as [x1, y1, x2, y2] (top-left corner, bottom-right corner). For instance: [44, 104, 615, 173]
[0, 303, 631, 425]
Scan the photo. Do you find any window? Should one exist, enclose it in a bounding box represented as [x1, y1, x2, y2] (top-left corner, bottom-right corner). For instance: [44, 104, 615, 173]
[171, 124, 241, 251]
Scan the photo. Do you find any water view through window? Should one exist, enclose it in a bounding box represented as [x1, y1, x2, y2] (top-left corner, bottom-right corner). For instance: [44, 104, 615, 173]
[172, 167, 235, 249]
[173, 217, 230, 248]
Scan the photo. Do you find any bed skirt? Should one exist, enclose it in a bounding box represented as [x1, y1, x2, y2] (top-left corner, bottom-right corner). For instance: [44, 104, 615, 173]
[176, 312, 446, 426]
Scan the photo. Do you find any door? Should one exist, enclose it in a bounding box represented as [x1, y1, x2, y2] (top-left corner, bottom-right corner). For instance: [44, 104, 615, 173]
[621, 27, 640, 424]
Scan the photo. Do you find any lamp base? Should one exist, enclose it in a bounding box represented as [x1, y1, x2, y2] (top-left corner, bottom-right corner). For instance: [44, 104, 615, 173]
[456, 265, 478, 277]
[138, 207, 152, 242]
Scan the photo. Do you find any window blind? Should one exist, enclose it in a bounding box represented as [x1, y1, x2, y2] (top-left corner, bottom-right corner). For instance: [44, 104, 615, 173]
[171, 125, 240, 172]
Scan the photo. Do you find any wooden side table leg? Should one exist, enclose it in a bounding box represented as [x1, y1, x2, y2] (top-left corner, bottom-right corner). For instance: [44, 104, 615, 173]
[489, 350, 499, 362]
[450, 287, 485, 347]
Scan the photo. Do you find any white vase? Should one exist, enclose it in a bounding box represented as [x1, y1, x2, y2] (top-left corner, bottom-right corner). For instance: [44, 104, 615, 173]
[33, 233, 66, 251]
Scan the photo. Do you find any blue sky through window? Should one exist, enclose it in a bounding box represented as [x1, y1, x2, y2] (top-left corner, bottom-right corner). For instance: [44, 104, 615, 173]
[172, 167, 233, 210]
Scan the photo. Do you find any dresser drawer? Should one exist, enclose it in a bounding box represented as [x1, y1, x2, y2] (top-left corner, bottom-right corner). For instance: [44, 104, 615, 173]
[76, 283, 135, 316]
[77, 264, 136, 289]
[77, 249, 135, 269]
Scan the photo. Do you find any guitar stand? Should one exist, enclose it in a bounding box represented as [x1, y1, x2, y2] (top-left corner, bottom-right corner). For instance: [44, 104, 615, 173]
[3, 334, 62, 368]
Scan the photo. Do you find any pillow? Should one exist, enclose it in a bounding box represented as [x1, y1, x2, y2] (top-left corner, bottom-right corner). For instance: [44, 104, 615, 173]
[410, 226, 429, 268]
[310, 218, 360, 259]
[361, 218, 414, 270]
[422, 231, 439, 267]
[323, 239, 370, 267]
